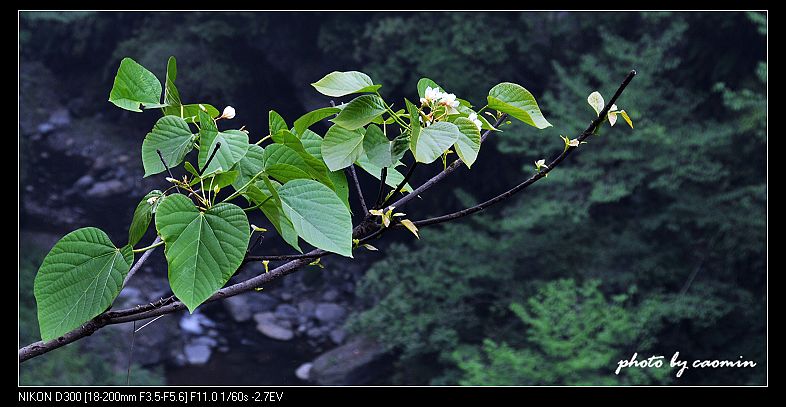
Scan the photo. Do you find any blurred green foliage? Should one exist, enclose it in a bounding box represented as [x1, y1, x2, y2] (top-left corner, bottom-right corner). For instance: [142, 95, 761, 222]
[19, 241, 164, 385]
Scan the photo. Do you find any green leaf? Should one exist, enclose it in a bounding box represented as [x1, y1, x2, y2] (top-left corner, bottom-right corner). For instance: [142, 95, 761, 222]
[230, 144, 265, 190]
[34, 227, 134, 341]
[163, 56, 181, 109]
[453, 117, 481, 168]
[108, 57, 162, 112]
[328, 169, 351, 210]
[261, 144, 313, 183]
[363, 124, 393, 168]
[278, 179, 353, 257]
[128, 190, 163, 247]
[405, 98, 422, 156]
[141, 115, 195, 177]
[587, 91, 605, 116]
[355, 155, 411, 192]
[412, 121, 460, 164]
[390, 133, 410, 162]
[293, 107, 341, 135]
[271, 130, 334, 188]
[198, 111, 250, 174]
[322, 125, 365, 171]
[245, 183, 302, 253]
[331, 95, 386, 130]
[311, 71, 381, 97]
[269, 110, 288, 135]
[155, 194, 250, 312]
[487, 82, 552, 129]
[299, 129, 324, 159]
[417, 78, 441, 98]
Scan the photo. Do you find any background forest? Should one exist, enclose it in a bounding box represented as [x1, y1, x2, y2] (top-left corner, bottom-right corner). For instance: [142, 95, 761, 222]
[19, 11, 766, 385]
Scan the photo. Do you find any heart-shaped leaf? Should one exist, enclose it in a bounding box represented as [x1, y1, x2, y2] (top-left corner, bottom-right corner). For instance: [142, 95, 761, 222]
[34, 227, 134, 341]
[155, 194, 250, 312]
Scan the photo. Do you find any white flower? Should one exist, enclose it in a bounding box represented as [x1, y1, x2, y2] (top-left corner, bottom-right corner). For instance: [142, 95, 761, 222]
[423, 86, 441, 103]
[438, 92, 459, 108]
[146, 196, 158, 205]
[468, 112, 483, 130]
[535, 159, 548, 171]
[568, 138, 580, 147]
[220, 106, 236, 120]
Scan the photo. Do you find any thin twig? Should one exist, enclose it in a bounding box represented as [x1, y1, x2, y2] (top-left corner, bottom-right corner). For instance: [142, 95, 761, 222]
[156, 149, 180, 193]
[348, 165, 369, 215]
[374, 167, 388, 209]
[381, 161, 417, 208]
[200, 142, 222, 174]
[123, 237, 162, 286]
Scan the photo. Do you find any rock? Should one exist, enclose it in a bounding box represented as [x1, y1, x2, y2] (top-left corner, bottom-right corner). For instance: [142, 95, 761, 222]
[72, 175, 94, 190]
[315, 303, 346, 323]
[253, 312, 294, 341]
[306, 328, 322, 338]
[179, 313, 215, 335]
[224, 295, 252, 322]
[85, 179, 128, 198]
[309, 337, 390, 385]
[329, 328, 347, 345]
[48, 108, 71, 127]
[184, 344, 212, 365]
[191, 336, 218, 348]
[248, 293, 280, 313]
[321, 289, 340, 302]
[297, 300, 316, 317]
[274, 304, 299, 320]
[295, 363, 313, 381]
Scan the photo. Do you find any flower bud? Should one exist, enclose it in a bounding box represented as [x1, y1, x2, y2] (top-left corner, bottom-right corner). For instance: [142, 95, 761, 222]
[221, 106, 236, 120]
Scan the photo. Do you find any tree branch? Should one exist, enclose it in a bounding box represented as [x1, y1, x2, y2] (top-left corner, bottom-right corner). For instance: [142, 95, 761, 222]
[19, 71, 635, 363]
[347, 165, 368, 215]
[413, 70, 637, 227]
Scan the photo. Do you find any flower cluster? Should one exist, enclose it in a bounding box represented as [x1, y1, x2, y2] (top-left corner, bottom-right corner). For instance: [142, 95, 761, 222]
[420, 86, 460, 114]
